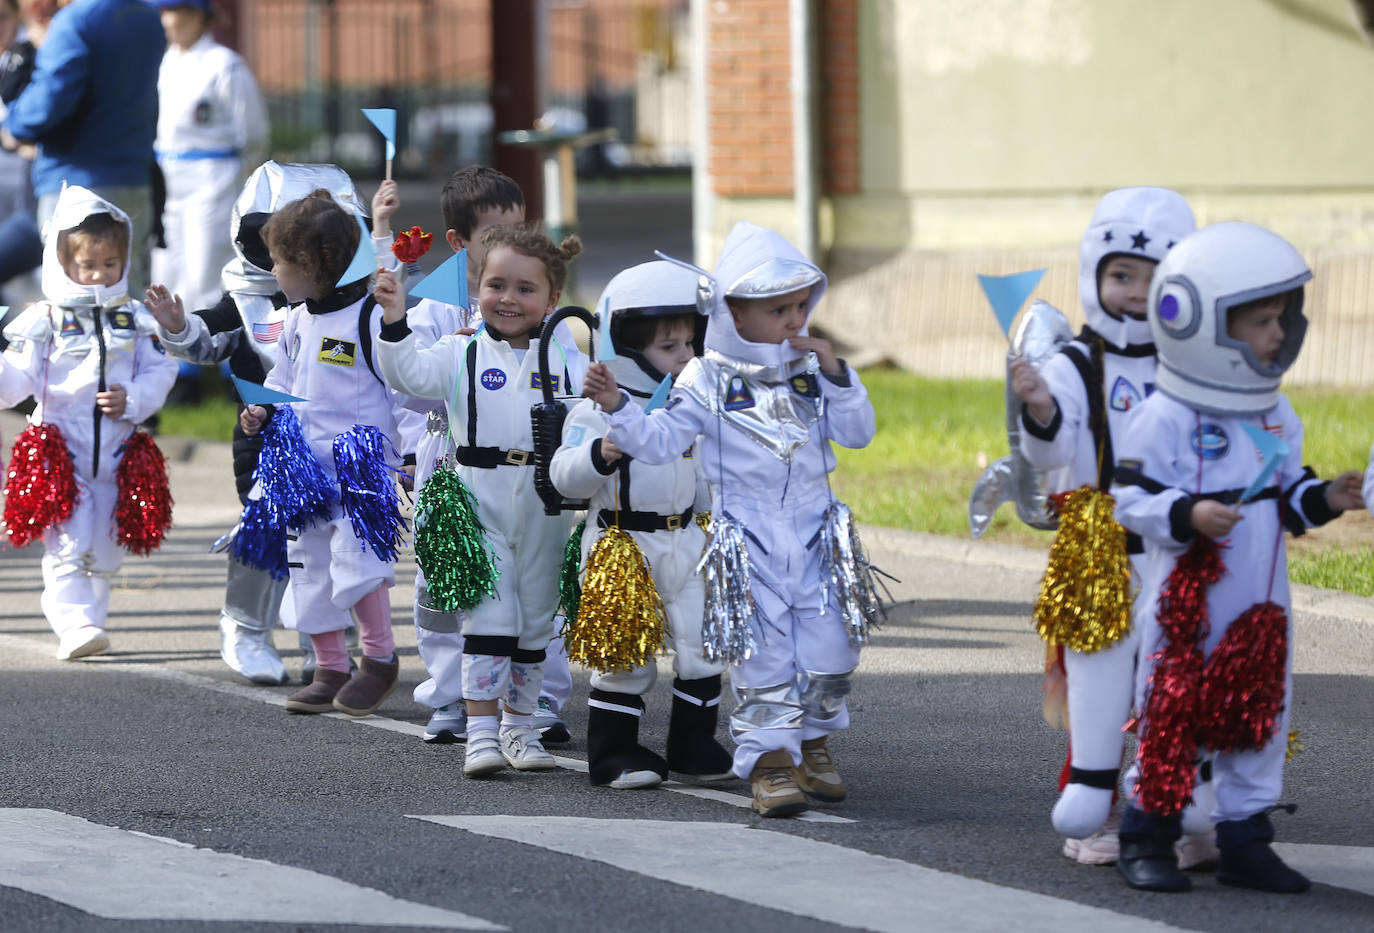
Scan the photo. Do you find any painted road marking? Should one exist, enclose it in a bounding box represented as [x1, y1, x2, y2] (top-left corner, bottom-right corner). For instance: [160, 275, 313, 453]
[409, 815, 1201, 933]
[0, 632, 850, 824]
[1273, 842, 1374, 897]
[0, 808, 501, 929]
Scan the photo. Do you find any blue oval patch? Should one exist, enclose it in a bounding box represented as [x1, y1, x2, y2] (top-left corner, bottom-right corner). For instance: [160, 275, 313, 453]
[1191, 423, 1230, 460]
[480, 368, 507, 390]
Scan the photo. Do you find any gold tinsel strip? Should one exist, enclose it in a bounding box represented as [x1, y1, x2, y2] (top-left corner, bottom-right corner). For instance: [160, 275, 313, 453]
[1033, 485, 1132, 653]
[563, 527, 667, 673]
[1286, 728, 1304, 763]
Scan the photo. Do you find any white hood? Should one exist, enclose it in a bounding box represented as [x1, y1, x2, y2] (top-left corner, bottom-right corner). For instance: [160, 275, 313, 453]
[41, 186, 132, 309]
[708, 221, 827, 372]
[1079, 187, 1195, 349]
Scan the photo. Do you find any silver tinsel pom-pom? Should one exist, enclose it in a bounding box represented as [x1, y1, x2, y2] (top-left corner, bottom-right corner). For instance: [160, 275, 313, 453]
[696, 513, 759, 664]
[820, 500, 891, 646]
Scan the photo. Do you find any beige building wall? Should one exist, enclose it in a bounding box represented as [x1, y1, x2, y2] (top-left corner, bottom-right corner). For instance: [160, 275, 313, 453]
[707, 0, 1374, 385]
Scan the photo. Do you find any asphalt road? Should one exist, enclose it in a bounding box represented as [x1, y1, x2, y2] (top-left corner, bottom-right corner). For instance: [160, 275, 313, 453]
[1, 427, 1372, 932]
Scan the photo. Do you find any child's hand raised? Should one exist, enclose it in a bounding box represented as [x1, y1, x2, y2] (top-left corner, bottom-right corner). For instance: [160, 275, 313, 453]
[371, 179, 399, 238]
[240, 404, 267, 437]
[1191, 499, 1242, 538]
[96, 384, 127, 420]
[1011, 359, 1056, 425]
[373, 269, 406, 323]
[144, 284, 186, 334]
[788, 335, 839, 374]
[1325, 470, 1365, 513]
[582, 362, 625, 412]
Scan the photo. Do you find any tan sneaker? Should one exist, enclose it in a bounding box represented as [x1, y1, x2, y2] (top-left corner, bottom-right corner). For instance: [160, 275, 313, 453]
[796, 736, 847, 803]
[749, 750, 808, 818]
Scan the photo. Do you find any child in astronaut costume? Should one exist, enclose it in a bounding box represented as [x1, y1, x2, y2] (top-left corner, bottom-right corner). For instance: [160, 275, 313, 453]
[1111, 222, 1363, 893]
[583, 222, 876, 817]
[239, 190, 410, 717]
[150, 0, 268, 315]
[550, 260, 734, 789]
[374, 225, 584, 778]
[1012, 187, 1219, 866]
[147, 161, 382, 686]
[0, 186, 178, 660]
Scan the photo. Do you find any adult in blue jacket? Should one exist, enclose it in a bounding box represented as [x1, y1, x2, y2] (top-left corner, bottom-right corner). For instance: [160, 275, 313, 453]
[0, 0, 163, 292]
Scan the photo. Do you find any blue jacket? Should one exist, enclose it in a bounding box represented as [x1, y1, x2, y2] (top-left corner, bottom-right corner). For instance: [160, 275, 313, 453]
[4, 0, 164, 196]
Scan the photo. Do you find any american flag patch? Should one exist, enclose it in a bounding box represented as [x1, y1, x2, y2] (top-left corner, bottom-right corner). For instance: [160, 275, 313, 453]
[252, 320, 284, 342]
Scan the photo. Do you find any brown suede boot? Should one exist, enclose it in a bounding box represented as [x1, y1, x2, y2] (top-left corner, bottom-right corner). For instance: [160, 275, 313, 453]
[332, 656, 399, 717]
[284, 667, 351, 714]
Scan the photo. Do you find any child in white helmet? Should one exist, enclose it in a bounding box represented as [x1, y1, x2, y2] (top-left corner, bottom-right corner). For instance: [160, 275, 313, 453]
[583, 222, 877, 818]
[550, 259, 733, 789]
[1111, 221, 1363, 893]
[1011, 187, 1221, 868]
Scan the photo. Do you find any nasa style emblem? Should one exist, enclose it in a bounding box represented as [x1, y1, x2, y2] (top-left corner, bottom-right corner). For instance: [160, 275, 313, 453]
[480, 368, 507, 390]
[1191, 423, 1230, 460]
[1109, 376, 1142, 412]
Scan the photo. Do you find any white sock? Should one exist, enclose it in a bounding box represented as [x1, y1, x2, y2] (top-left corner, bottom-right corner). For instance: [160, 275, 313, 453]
[467, 715, 499, 741]
[500, 711, 533, 734]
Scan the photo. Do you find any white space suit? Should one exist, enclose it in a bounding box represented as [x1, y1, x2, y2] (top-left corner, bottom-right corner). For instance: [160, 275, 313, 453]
[263, 285, 408, 638]
[1017, 187, 1196, 839]
[1111, 222, 1337, 893]
[0, 187, 178, 650]
[601, 223, 876, 779]
[152, 32, 268, 314]
[377, 321, 581, 712]
[550, 260, 732, 786]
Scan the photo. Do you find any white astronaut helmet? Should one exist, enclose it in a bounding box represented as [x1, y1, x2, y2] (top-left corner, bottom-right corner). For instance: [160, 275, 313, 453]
[595, 259, 705, 399]
[1079, 187, 1196, 349]
[1149, 221, 1311, 417]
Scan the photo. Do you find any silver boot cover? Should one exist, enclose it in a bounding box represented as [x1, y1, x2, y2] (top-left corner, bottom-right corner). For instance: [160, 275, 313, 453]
[729, 681, 804, 739]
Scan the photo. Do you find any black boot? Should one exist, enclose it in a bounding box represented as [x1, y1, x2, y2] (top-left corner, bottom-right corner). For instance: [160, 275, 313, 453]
[1116, 807, 1191, 892]
[1216, 813, 1310, 893]
[587, 690, 668, 788]
[665, 676, 735, 782]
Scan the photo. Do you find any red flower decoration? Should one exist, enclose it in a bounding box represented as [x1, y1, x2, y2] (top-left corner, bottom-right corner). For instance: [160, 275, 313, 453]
[392, 226, 434, 264]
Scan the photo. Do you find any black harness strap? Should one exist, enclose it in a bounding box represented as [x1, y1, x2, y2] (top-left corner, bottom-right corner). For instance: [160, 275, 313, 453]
[355, 296, 383, 385]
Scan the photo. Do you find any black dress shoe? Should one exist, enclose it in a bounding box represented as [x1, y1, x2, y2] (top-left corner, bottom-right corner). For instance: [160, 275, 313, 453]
[1217, 842, 1310, 893]
[1116, 839, 1192, 892]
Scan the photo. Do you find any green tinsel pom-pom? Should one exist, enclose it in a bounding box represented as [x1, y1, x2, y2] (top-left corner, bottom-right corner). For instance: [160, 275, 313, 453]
[414, 467, 499, 611]
[558, 519, 586, 627]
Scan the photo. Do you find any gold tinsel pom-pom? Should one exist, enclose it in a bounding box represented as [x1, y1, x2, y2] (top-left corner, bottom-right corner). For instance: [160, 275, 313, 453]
[1286, 728, 1304, 763]
[1033, 486, 1132, 653]
[563, 527, 667, 673]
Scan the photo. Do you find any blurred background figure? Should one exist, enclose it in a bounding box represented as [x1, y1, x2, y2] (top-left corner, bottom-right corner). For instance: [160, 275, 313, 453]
[151, 0, 268, 316]
[0, 0, 53, 310]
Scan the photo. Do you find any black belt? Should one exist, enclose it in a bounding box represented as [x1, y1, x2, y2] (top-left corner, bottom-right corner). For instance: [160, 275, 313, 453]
[454, 446, 532, 469]
[1196, 486, 1279, 506]
[597, 506, 693, 533]
[1126, 531, 1143, 555]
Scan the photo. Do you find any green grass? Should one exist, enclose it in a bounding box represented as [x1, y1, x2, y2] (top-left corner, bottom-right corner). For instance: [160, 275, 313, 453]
[158, 390, 239, 443]
[1289, 546, 1374, 596]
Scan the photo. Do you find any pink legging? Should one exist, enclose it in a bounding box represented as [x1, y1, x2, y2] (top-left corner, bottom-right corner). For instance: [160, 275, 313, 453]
[309, 585, 395, 672]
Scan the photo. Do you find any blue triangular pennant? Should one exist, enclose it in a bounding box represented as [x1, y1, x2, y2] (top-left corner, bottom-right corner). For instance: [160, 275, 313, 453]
[362, 108, 397, 162]
[336, 213, 378, 287]
[409, 250, 469, 309]
[978, 269, 1047, 338]
[597, 297, 617, 361]
[643, 374, 673, 412]
[232, 375, 306, 406]
[1238, 423, 1290, 503]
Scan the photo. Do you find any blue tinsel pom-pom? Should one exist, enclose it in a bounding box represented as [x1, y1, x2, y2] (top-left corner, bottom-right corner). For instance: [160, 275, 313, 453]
[334, 424, 408, 561]
[213, 496, 289, 580]
[259, 405, 337, 531]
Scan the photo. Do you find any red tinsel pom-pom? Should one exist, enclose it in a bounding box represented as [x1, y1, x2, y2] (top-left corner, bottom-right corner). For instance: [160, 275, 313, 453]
[1156, 535, 1225, 645]
[1137, 649, 1204, 815]
[2, 422, 78, 548]
[1198, 600, 1288, 753]
[391, 226, 434, 264]
[115, 430, 173, 556]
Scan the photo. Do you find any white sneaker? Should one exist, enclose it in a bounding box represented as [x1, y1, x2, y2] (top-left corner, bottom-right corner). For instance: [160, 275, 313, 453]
[532, 697, 570, 744]
[463, 734, 506, 778]
[500, 726, 557, 771]
[56, 627, 110, 661]
[609, 769, 664, 790]
[423, 704, 468, 744]
[1176, 832, 1221, 871]
[1061, 807, 1122, 865]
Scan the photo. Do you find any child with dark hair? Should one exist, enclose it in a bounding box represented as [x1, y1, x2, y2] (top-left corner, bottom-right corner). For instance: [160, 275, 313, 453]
[238, 188, 409, 717]
[0, 185, 178, 660]
[375, 224, 585, 778]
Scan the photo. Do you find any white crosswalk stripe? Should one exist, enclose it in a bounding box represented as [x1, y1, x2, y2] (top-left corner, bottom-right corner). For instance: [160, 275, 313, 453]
[1273, 843, 1374, 898]
[0, 808, 501, 929]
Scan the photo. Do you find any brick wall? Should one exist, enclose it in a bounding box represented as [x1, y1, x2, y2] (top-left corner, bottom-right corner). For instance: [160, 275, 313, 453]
[707, 0, 794, 197]
[821, 0, 860, 195]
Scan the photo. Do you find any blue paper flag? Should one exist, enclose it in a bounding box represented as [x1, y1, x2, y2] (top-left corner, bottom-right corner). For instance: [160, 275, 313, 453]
[409, 250, 469, 310]
[362, 108, 397, 162]
[978, 269, 1047, 338]
[597, 297, 616, 361]
[1238, 423, 1290, 504]
[644, 374, 673, 412]
[336, 212, 378, 287]
[232, 375, 306, 406]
